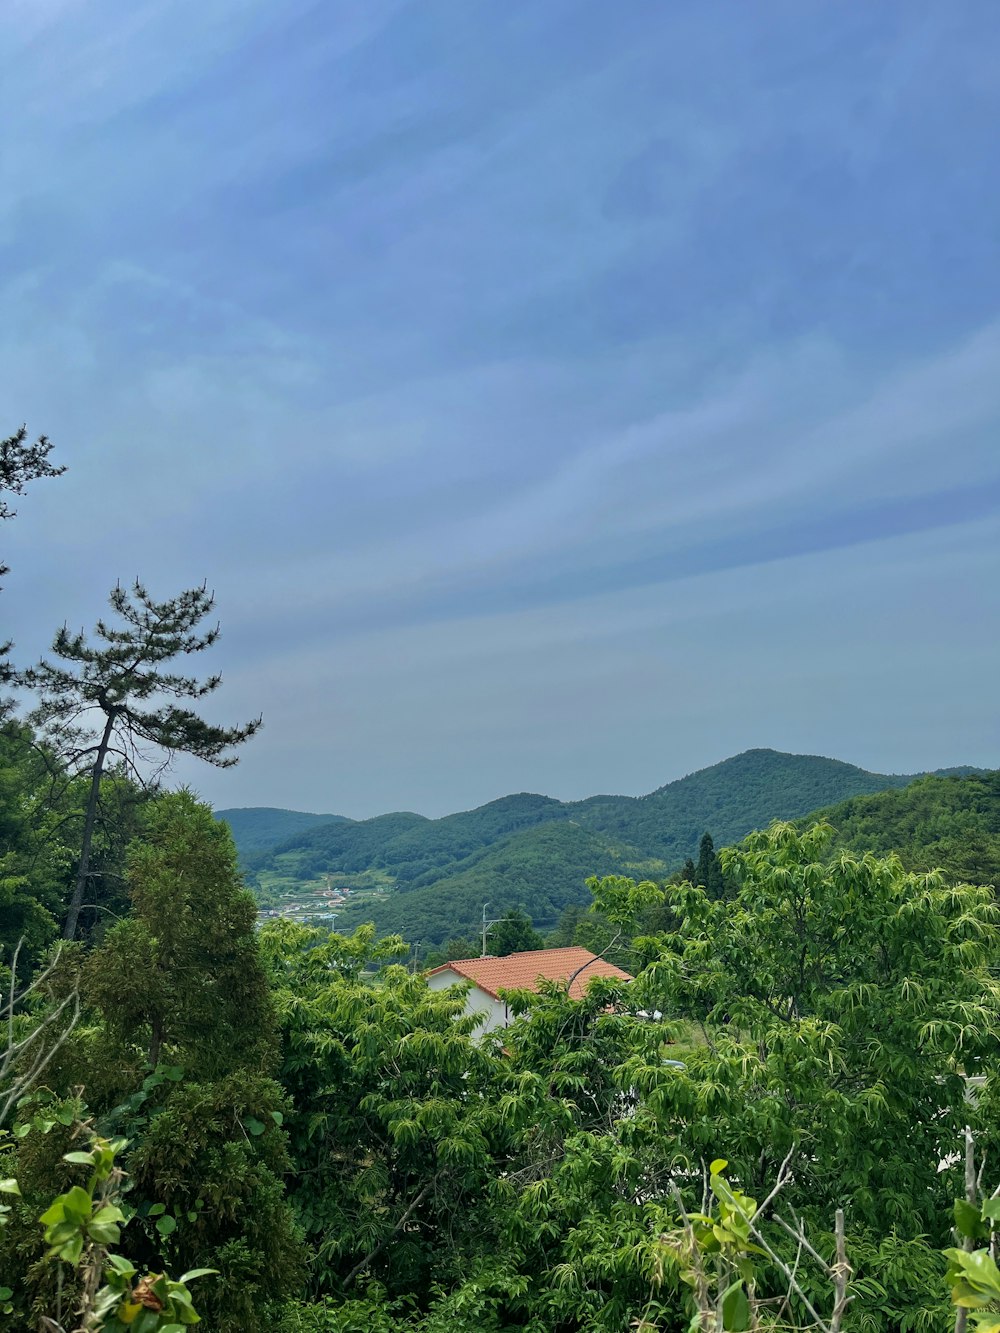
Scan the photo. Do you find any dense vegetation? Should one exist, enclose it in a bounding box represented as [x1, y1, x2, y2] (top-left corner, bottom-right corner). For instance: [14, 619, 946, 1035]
[216, 807, 344, 860]
[234, 750, 981, 945]
[7, 783, 1000, 1330]
[806, 770, 1000, 886]
[5, 427, 1000, 1331]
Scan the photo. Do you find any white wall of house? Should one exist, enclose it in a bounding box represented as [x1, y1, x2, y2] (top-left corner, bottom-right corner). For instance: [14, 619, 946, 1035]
[426, 967, 508, 1033]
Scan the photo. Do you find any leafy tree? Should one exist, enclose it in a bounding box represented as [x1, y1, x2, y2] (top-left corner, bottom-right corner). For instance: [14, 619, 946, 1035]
[5, 791, 303, 1331]
[257, 921, 501, 1302]
[0, 723, 70, 959]
[807, 770, 1000, 890]
[84, 791, 276, 1076]
[626, 822, 1000, 1238]
[23, 581, 261, 939]
[487, 908, 543, 956]
[423, 936, 480, 968]
[546, 902, 588, 948]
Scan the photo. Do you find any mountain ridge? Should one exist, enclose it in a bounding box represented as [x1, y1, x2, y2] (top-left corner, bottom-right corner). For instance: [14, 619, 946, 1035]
[220, 749, 989, 945]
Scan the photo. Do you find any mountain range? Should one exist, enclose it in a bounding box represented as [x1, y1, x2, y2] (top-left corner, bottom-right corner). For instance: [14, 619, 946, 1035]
[217, 749, 985, 945]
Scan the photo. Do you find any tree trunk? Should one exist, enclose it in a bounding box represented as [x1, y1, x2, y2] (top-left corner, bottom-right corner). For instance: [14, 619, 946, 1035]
[63, 713, 115, 940]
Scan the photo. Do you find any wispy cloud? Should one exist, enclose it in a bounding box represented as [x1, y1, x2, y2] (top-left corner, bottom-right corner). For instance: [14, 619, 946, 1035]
[3, 0, 999, 813]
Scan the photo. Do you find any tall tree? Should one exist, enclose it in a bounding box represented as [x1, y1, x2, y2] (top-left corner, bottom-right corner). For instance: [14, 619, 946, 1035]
[5, 792, 303, 1332]
[85, 790, 276, 1076]
[488, 907, 544, 956]
[628, 822, 1000, 1237]
[694, 830, 726, 899]
[22, 581, 260, 940]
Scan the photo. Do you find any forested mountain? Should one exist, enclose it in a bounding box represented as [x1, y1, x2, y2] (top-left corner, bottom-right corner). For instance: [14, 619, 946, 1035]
[215, 806, 344, 859]
[341, 822, 670, 946]
[236, 749, 982, 944]
[805, 769, 1000, 885]
[568, 746, 961, 858]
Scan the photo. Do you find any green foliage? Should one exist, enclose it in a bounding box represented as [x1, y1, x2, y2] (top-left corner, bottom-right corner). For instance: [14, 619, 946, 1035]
[258, 920, 501, 1301]
[0, 723, 70, 960]
[945, 1247, 1000, 1332]
[2, 791, 303, 1331]
[805, 769, 1000, 888]
[8, 698, 1000, 1333]
[628, 821, 1000, 1238]
[693, 831, 727, 899]
[85, 790, 276, 1078]
[487, 908, 543, 956]
[39, 1132, 215, 1332]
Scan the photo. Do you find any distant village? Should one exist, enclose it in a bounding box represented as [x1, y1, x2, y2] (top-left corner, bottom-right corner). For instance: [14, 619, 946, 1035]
[256, 875, 351, 926]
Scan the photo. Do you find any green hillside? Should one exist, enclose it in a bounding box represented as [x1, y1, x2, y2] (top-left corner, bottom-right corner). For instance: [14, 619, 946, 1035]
[569, 747, 930, 858]
[215, 806, 344, 858]
[243, 794, 568, 883]
[239, 749, 983, 945]
[333, 821, 668, 943]
[803, 769, 1000, 885]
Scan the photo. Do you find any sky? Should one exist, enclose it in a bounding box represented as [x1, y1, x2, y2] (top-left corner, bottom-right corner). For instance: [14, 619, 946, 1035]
[2, 0, 999, 818]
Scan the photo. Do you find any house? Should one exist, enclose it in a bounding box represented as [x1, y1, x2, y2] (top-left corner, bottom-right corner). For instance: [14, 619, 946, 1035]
[425, 946, 633, 1034]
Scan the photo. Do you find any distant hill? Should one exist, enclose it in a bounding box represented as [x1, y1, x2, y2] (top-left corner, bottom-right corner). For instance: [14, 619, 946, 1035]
[801, 769, 1000, 886]
[338, 822, 669, 945]
[215, 807, 345, 859]
[566, 748, 930, 860]
[239, 749, 984, 944]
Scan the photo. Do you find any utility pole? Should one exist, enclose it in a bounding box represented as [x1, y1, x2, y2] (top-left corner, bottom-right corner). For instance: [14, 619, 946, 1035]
[481, 903, 510, 956]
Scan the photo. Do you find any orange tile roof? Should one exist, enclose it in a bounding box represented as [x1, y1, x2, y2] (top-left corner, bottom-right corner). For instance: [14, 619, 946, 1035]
[427, 946, 632, 1000]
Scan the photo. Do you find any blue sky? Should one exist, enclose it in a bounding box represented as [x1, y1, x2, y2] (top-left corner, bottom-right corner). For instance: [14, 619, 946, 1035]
[3, 0, 998, 816]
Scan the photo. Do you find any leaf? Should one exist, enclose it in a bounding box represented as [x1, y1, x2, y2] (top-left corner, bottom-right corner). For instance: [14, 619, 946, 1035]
[244, 1117, 266, 1136]
[710, 1159, 728, 1175]
[956, 1199, 990, 1242]
[0, 1179, 20, 1196]
[155, 1214, 177, 1236]
[178, 1268, 218, 1282]
[722, 1282, 751, 1331]
[62, 1151, 96, 1165]
[147, 1203, 167, 1216]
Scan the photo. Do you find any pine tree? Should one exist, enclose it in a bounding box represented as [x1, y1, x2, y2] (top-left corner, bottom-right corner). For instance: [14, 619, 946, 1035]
[695, 831, 726, 899]
[489, 907, 544, 956]
[22, 581, 260, 939]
